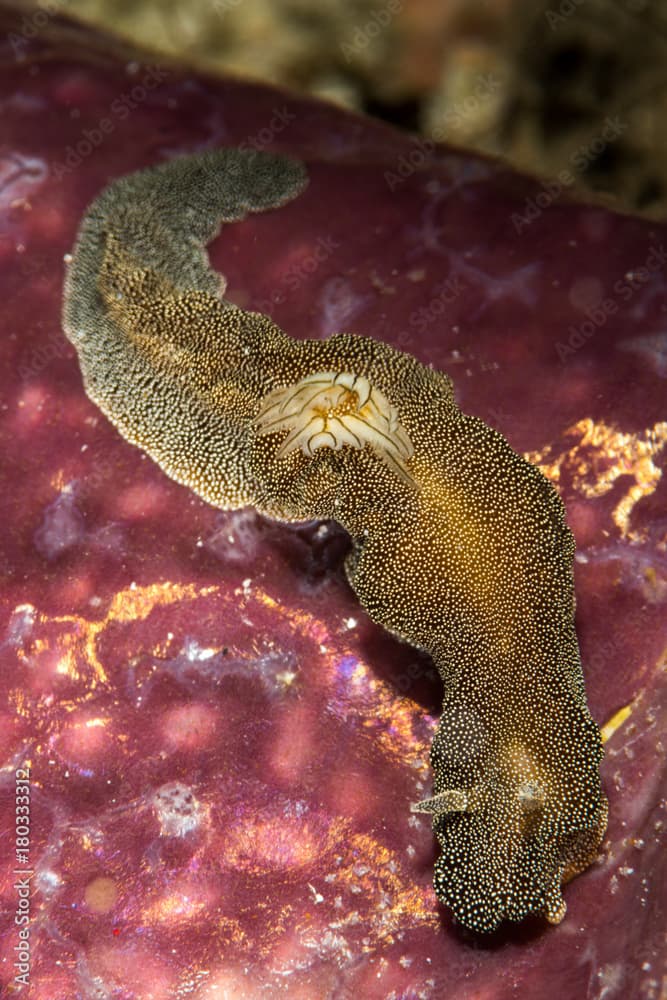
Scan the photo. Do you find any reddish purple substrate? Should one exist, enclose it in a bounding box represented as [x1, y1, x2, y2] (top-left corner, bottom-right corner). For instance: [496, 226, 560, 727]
[0, 6, 665, 998]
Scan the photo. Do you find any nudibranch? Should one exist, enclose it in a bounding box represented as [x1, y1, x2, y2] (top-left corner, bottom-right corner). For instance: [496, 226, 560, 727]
[62, 148, 607, 934]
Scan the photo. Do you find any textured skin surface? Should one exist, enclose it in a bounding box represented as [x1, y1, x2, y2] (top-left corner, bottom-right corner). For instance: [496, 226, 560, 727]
[0, 5, 665, 998]
[62, 150, 607, 933]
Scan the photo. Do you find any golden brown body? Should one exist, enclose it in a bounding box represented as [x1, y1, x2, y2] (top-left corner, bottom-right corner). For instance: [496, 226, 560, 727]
[63, 150, 606, 933]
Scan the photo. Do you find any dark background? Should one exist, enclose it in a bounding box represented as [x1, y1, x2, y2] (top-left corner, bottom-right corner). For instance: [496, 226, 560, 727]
[21, 0, 667, 218]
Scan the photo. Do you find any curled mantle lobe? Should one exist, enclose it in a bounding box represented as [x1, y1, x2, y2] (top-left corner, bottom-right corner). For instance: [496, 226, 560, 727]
[62, 149, 607, 934]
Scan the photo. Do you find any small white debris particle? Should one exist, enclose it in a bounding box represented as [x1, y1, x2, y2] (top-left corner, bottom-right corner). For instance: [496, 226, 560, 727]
[307, 883, 324, 904]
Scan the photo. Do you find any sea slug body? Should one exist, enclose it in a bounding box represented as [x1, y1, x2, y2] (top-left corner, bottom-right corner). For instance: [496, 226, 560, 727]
[62, 148, 607, 934]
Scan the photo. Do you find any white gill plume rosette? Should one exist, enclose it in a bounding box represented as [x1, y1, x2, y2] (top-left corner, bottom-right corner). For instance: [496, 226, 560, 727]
[254, 371, 415, 485]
